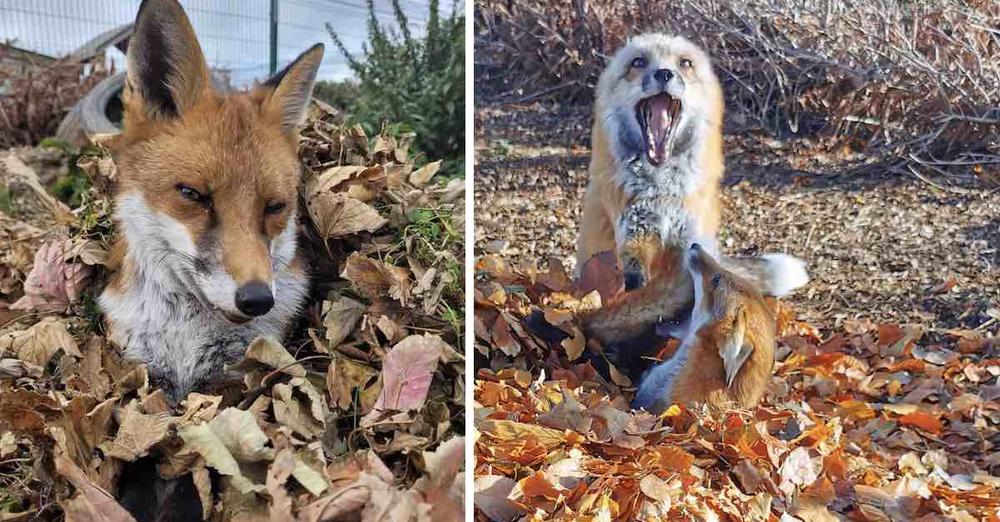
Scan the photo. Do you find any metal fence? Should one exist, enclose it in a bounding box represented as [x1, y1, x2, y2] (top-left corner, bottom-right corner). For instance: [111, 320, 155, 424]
[0, 0, 433, 85]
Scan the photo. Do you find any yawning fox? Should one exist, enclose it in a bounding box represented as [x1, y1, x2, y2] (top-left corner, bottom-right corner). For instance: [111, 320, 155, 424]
[100, 0, 323, 401]
[632, 243, 776, 413]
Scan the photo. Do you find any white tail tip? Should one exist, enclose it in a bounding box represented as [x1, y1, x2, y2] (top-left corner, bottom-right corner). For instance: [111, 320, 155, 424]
[760, 253, 809, 296]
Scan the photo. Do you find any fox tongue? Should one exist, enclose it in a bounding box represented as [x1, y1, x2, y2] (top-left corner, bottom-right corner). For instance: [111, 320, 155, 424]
[647, 96, 673, 164]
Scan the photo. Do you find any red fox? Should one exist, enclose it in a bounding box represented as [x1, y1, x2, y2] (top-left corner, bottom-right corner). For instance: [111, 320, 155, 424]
[99, 0, 323, 401]
[575, 33, 807, 345]
[632, 243, 775, 412]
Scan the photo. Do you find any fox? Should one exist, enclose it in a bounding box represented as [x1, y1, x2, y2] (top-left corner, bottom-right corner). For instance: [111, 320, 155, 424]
[575, 33, 807, 346]
[99, 0, 323, 402]
[631, 243, 775, 413]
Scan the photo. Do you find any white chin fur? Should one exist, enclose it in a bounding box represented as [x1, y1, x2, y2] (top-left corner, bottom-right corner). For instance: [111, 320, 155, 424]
[760, 253, 809, 296]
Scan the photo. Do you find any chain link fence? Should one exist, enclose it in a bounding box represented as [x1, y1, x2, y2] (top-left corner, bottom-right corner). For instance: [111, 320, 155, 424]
[0, 0, 430, 85]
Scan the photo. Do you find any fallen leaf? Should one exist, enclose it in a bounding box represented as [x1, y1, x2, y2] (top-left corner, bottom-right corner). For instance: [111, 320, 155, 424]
[474, 476, 528, 521]
[326, 352, 378, 411]
[11, 238, 93, 312]
[408, 160, 442, 186]
[55, 449, 137, 522]
[560, 325, 585, 361]
[307, 192, 387, 239]
[245, 336, 306, 377]
[178, 408, 273, 494]
[340, 253, 412, 304]
[101, 400, 175, 461]
[369, 334, 447, 414]
[779, 447, 818, 495]
[898, 411, 943, 434]
[0, 316, 82, 367]
[322, 296, 367, 347]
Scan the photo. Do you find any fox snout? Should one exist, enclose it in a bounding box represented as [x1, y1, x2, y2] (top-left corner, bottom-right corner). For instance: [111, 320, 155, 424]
[645, 67, 683, 97]
[235, 281, 274, 317]
[687, 242, 709, 272]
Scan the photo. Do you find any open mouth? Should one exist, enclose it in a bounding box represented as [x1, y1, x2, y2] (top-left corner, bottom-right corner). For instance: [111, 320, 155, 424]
[636, 93, 682, 165]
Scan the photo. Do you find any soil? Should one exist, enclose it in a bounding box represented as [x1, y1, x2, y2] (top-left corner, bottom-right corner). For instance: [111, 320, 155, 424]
[474, 101, 1000, 334]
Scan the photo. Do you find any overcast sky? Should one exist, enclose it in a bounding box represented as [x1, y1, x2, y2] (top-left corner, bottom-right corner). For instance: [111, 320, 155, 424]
[0, 0, 452, 84]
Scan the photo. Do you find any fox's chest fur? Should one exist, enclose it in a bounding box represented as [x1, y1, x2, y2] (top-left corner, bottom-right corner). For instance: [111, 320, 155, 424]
[100, 193, 308, 400]
[612, 153, 704, 251]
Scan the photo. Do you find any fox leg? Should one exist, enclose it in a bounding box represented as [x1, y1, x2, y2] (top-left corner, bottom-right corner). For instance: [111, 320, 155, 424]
[576, 182, 618, 275]
[615, 198, 669, 290]
[581, 264, 693, 346]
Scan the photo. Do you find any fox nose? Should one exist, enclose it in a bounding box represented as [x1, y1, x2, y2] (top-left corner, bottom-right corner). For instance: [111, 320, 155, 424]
[235, 281, 274, 317]
[654, 68, 673, 85]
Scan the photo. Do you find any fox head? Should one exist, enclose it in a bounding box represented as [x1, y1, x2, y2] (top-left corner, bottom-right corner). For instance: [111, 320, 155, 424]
[595, 33, 723, 167]
[110, 0, 323, 323]
[686, 243, 773, 388]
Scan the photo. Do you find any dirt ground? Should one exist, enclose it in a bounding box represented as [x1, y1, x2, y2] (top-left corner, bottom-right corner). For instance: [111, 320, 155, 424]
[474, 101, 1000, 334]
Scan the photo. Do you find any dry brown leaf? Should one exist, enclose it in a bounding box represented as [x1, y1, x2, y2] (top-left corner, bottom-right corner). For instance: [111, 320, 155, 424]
[266, 449, 296, 522]
[297, 484, 370, 522]
[245, 336, 306, 377]
[340, 252, 412, 304]
[408, 160, 442, 187]
[307, 192, 387, 239]
[310, 165, 366, 193]
[178, 408, 273, 494]
[0, 316, 81, 367]
[322, 296, 367, 348]
[55, 450, 137, 522]
[101, 400, 175, 461]
[327, 352, 378, 411]
[560, 325, 585, 361]
[273, 379, 326, 439]
[474, 476, 528, 521]
[898, 411, 944, 434]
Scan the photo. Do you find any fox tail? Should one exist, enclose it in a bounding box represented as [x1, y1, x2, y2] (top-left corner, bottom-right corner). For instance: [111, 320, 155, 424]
[721, 253, 810, 297]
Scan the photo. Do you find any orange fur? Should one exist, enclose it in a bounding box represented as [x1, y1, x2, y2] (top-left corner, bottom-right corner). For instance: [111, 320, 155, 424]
[576, 37, 725, 282]
[98, 0, 322, 400]
[668, 246, 774, 409]
[580, 249, 690, 345]
[670, 301, 774, 409]
[107, 28, 322, 294]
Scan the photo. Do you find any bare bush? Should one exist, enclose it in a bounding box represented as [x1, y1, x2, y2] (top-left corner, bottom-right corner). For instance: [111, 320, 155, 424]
[476, 0, 1000, 179]
[0, 50, 112, 148]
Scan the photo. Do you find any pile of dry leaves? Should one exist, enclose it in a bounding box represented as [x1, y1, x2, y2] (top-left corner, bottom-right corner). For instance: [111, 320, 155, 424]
[473, 255, 1000, 520]
[0, 101, 465, 521]
[0, 49, 113, 149]
[476, 0, 1000, 182]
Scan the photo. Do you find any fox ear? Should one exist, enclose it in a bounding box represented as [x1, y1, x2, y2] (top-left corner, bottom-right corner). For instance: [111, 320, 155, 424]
[125, 0, 211, 121]
[719, 311, 753, 388]
[262, 44, 325, 131]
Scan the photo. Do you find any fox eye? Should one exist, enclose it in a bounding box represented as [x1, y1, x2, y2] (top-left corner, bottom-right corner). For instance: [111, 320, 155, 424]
[264, 201, 287, 215]
[177, 184, 209, 206]
[711, 274, 722, 288]
[679, 58, 694, 69]
[630, 56, 648, 69]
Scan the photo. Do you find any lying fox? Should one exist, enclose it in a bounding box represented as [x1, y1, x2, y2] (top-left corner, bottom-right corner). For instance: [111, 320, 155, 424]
[576, 33, 807, 346]
[100, 0, 322, 401]
[632, 243, 775, 413]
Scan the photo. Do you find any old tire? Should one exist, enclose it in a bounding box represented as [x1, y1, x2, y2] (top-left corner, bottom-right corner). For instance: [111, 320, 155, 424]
[55, 71, 125, 146]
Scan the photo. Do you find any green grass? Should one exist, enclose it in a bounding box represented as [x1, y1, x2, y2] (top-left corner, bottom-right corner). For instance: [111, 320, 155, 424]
[0, 185, 17, 216]
[396, 206, 464, 339]
[50, 170, 91, 209]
